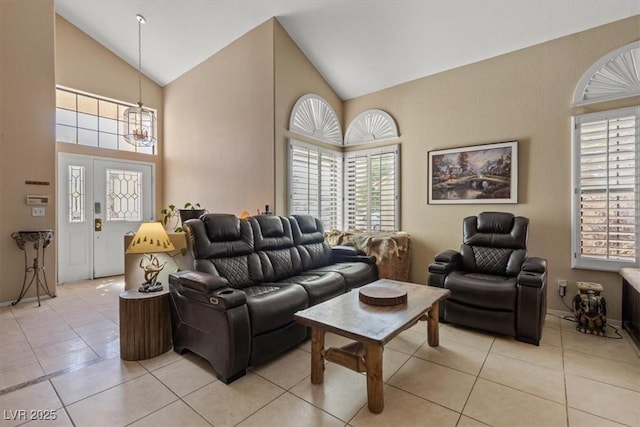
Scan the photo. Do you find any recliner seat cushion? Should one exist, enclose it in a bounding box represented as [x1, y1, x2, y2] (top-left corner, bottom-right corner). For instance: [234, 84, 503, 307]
[243, 284, 308, 336]
[276, 271, 346, 305]
[309, 262, 377, 289]
[444, 271, 517, 311]
[291, 214, 376, 288]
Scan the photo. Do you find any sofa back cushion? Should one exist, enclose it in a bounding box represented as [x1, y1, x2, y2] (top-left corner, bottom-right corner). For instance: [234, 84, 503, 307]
[185, 213, 262, 289]
[290, 214, 333, 270]
[460, 212, 528, 277]
[249, 215, 303, 281]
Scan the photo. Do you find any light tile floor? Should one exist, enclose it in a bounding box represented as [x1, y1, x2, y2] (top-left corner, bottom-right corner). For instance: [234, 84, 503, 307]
[1, 277, 639, 427]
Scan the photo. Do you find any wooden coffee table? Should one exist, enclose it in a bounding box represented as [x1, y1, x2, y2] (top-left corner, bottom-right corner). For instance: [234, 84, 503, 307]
[294, 279, 450, 413]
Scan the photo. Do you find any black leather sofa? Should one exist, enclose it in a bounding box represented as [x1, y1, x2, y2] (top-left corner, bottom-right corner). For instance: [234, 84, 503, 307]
[168, 213, 378, 383]
[428, 212, 547, 345]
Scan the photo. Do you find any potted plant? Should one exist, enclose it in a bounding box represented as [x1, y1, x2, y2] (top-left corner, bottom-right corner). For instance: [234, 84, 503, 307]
[161, 202, 206, 232]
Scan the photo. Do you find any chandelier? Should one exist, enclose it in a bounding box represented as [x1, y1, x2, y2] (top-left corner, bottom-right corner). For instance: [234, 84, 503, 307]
[123, 14, 156, 147]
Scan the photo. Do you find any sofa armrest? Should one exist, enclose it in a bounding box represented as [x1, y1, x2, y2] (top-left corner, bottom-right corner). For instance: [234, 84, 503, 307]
[331, 245, 376, 265]
[169, 270, 246, 310]
[169, 270, 228, 293]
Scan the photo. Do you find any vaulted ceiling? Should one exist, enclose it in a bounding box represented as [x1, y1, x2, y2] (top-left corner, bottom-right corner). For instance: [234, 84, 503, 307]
[55, 1, 640, 100]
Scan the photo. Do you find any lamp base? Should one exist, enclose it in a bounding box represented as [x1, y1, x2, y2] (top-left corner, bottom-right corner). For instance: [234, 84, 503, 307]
[139, 282, 163, 293]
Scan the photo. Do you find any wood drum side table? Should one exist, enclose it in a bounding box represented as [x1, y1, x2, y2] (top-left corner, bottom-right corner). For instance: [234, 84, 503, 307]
[119, 289, 172, 360]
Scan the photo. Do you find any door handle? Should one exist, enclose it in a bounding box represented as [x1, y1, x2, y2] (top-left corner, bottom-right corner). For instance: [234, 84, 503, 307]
[94, 218, 102, 232]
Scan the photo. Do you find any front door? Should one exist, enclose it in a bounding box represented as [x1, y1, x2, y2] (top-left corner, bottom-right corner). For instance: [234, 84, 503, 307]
[57, 154, 154, 283]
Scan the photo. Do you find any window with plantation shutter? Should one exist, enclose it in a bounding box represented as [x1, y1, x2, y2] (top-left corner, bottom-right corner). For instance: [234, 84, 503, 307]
[345, 145, 399, 232]
[287, 95, 400, 232]
[289, 140, 343, 230]
[572, 107, 640, 271]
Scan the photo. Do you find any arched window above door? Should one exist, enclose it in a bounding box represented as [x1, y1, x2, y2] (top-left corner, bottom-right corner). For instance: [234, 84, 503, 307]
[573, 40, 640, 106]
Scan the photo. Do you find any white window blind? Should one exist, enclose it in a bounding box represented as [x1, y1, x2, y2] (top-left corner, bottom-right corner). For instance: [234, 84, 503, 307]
[573, 107, 640, 271]
[289, 140, 343, 230]
[345, 145, 399, 232]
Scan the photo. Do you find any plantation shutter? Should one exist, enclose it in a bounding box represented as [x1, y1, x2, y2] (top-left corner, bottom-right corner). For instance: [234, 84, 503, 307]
[319, 150, 343, 230]
[345, 152, 369, 231]
[289, 140, 343, 230]
[573, 107, 639, 270]
[290, 143, 318, 216]
[345, 145, 399, 232]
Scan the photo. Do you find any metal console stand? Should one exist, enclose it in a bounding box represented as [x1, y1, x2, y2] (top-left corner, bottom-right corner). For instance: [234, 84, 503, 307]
[11, 230, 56, 306]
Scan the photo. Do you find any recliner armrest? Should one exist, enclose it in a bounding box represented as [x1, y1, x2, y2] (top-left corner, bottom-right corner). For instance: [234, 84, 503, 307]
[434, 249, 461, 264]
[169, 270, 246, 310]
[522, 257, 547, 274]
[169, 270, 229, 294]
[331, 245, 376, 265]
[518, 257, 547, 288]
[517, 270, 547, 288]
[429, 250, 461, 273]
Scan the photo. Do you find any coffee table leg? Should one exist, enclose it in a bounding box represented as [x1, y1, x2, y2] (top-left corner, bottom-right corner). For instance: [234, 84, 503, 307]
[427, 302, 440, 347]
[365, 343, 384, 413]
[311, 327, 325, 384]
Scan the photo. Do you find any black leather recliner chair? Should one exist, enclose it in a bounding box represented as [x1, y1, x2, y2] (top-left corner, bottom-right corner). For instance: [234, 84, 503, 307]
[427, 212, 547, 345]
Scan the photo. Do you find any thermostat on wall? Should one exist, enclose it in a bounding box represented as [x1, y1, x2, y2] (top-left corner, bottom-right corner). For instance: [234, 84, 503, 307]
[26, 195, 49, 205]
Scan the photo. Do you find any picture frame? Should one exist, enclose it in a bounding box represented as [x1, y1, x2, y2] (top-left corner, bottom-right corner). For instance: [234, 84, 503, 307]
[428, 141, 518, 204]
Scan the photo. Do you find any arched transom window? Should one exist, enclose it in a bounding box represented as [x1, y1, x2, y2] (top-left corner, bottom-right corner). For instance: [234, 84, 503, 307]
[573, 40, 640, 106]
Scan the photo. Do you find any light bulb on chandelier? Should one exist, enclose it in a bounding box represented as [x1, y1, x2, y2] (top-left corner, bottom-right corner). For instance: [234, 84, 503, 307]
[123, 14, 156, 148]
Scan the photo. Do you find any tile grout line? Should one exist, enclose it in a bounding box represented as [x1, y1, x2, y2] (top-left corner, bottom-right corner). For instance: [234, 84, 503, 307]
[456, 334, 496, 423]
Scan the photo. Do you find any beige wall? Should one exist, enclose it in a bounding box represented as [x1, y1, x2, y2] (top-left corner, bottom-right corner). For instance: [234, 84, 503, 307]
[273, 19, 343, 214]
[55, 15, 165, 215]
[163, 20, 275, 216]
[0, 0, 57, 303]
[342, 16, 640, 320]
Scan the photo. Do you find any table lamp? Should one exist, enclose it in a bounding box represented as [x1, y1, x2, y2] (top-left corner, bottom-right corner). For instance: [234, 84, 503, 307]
[126, 222, 176, 292]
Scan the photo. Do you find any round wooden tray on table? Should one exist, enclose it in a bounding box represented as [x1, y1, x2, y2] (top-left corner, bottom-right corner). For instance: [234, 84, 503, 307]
[359, 285, 407, 306]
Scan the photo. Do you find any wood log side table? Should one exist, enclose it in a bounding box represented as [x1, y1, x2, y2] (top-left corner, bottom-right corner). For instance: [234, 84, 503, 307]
[119, 289, 172, 361]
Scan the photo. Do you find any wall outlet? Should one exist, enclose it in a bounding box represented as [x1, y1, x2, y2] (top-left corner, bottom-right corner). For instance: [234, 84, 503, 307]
[558, 279, 567, 297]
[31, 207, 45, 217]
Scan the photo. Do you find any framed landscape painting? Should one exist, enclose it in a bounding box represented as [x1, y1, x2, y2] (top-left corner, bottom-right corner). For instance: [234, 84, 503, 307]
[428, 141, 518, 204]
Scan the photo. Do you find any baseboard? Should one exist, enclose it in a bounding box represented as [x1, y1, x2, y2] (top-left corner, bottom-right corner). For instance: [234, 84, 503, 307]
[0, 295, 54, 308]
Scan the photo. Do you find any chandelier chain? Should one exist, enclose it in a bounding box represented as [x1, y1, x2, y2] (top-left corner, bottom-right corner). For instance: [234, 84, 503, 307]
[138, 16, 142, 105]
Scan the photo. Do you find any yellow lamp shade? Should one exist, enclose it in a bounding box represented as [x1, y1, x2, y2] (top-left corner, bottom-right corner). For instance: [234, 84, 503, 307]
[126, 222, 176, 254]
